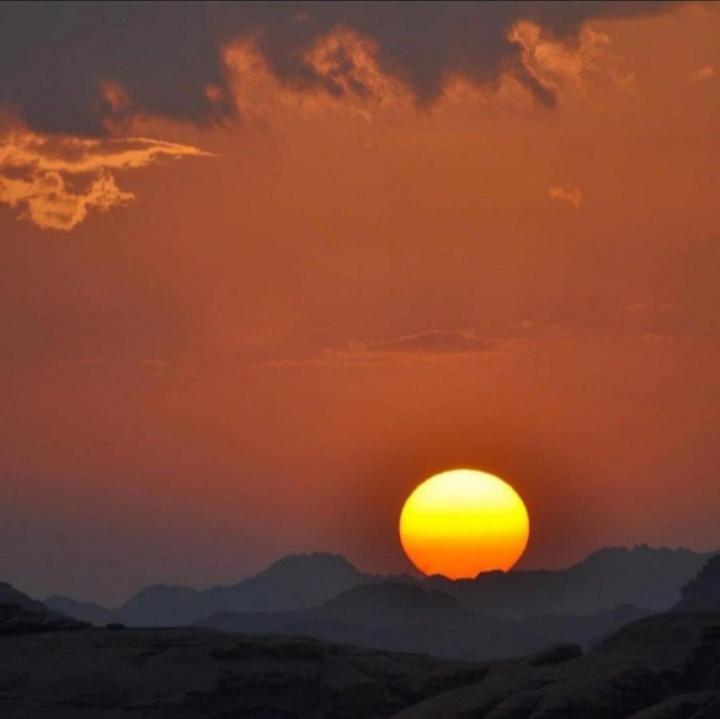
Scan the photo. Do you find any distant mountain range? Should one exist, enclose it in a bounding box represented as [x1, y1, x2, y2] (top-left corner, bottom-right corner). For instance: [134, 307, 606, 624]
[46, 545, 715, 630]
[45, 552, 415, 626]
[47, 552, 409, 626]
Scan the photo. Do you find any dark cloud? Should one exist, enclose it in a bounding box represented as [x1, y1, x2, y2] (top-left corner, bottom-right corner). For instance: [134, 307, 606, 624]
[0, 1, 675, 136]
[0, 2, 234, 135]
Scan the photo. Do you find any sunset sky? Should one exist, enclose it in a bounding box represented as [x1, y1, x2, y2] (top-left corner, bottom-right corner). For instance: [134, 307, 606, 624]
[1, 1, 719, 604]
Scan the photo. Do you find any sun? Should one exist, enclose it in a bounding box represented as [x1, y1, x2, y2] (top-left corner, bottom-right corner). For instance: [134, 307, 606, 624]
[399, 468, 530, 579]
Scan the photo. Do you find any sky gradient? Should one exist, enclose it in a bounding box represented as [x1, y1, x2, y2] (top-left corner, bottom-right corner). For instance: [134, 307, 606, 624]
[1, 1, 719, 604]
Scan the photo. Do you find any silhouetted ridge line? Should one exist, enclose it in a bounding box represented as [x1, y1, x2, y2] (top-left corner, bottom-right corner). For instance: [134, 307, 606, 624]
[0, 581, 88, 633]
[46, 545, 715, 630]
[674, 554, 720, 612]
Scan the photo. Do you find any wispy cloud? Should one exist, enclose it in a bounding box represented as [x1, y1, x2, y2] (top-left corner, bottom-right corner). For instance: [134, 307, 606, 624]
[363, 329, 489, 354]
[689, 65, 715, 84]
[257, 330, 530, 368]
[0, 131, 212, 230]
[549, 185, 582, 208]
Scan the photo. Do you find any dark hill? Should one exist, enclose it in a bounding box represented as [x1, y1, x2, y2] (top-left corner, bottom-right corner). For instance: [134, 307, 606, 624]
[428, 545, 714, 618]
[0, 580, 49, 613]
[203, 582, 651, 662]
[0, 581, 88, 634]
[322, 582, 461, 623]
[49, 552, 396, 627]
[45, 594, 117, 626]
[674, 555, 720, 613]
[202, 552, 384, 613]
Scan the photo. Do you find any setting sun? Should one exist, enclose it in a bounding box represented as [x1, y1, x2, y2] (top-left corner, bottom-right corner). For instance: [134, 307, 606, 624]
[399, 469, 530, 579]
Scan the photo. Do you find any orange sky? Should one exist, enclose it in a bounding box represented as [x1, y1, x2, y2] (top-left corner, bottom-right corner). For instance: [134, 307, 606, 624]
[1, 3, 719, 603]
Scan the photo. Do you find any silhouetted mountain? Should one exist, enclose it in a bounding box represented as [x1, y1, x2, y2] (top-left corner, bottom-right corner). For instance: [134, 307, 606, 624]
[491, 603, 651, 654]
[116, 583, 214, 627]
[322, 582, 462, 624]
[0, 581, 88, 634]
[203, 581, 652, 661]
[66, 552, 397, 627]
[51, 546, 713, 630]
[201, 552, 388, 613]
[203, 581, 504, 660]
[674, 554, 720, 612]
[0, 580, 48, 613]
[45, 594, 115, 626]
[427, 545, 714, 618]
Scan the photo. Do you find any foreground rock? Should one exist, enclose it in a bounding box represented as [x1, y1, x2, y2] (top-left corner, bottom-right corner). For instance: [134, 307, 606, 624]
[4, 569, 720, 718]
[0, 610, 719, 717]
[395, 612, 720, 718]
[0, 626, 486, 718]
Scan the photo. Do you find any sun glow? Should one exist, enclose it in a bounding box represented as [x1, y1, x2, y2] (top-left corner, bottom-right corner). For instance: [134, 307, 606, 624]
[399, 469, 530, 579]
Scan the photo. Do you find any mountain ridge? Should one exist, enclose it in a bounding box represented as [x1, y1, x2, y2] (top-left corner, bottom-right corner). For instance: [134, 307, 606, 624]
[201, 580, 652, 661]
[45, 545, 716, 628]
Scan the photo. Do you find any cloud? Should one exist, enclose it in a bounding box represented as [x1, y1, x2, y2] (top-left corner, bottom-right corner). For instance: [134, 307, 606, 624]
[138, 358, 171, 372]
[0, 168, 133, 231]
[365, 329, 489, 354]
[223, 34, 409, 127]
[258, 330, 517, 368]
[549, 185, 583, 208]
[0, 2, 677, 136]
[689, 65, 716, 83]
[509, 20, 638, 98]
[0, 131, 210, 230]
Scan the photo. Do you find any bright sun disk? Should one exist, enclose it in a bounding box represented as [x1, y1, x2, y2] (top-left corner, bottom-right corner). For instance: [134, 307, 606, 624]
[399, 468, 530, 579]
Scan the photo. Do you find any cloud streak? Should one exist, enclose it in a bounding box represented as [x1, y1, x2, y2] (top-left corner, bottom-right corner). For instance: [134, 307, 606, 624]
[0, 132, 210, 230]
[257, 330, 530, 368]
[364, 329, 489, 354]
[689, 65, 715, 83]
[549, 185, 583, 208]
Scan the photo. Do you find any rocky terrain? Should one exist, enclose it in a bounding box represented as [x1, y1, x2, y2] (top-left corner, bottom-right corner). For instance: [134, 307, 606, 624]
[394, 555, 720, 718]
[0, 599, 719, 717]
[0, 551, 716, 717]
[1, 555, 720, 717]
[0, 605, 487, 718]
[395, 612, 720, 718]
